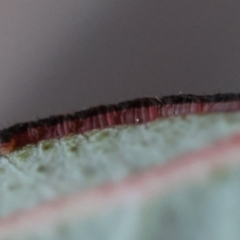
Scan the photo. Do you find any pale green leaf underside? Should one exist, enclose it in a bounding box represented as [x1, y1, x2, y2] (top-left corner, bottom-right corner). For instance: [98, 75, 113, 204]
[1, 112, 240, 218]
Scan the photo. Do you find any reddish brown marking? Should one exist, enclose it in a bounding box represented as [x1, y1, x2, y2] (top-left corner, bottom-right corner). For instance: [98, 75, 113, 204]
[1, 94, 240, 155]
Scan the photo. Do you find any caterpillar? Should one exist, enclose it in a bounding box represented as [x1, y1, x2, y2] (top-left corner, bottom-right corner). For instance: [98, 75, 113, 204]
[1, 93, 240, 155]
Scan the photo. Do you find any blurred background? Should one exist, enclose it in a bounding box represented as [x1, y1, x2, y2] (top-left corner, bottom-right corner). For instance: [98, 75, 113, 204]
[0, 0, 240, 126]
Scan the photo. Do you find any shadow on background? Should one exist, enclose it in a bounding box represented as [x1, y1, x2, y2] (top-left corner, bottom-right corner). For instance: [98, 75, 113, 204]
[0, 0, 240, 126]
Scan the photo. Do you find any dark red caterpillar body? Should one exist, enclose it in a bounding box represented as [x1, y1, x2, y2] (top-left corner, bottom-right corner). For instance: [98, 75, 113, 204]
[1, 93, 240, 155]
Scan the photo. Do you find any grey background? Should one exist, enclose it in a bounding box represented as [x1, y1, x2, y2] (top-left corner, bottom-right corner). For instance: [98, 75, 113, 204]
[0, 0, 240, 126]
